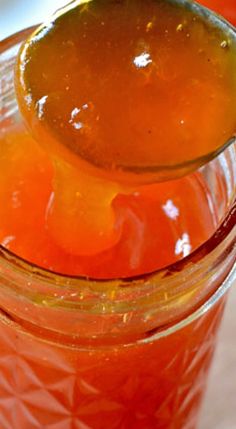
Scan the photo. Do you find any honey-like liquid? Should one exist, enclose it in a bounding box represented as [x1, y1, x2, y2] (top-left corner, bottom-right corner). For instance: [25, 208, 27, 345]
[0, 3, 234, 428]
[14, 0, 236, 258]
[0, 123, 216, 278]
[17, 0, 236, 171]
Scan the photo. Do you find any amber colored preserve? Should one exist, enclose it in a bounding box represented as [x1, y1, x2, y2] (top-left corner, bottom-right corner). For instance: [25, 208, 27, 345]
[15, 0, 236, 258]
[0, 1, 235, 429]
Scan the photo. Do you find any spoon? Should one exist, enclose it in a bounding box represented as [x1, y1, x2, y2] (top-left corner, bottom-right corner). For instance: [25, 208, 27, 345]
[15, 0, 236, 185]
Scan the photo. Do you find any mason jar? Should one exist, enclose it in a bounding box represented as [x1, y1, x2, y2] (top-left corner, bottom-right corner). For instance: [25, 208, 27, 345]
[0, 26, 235, 429]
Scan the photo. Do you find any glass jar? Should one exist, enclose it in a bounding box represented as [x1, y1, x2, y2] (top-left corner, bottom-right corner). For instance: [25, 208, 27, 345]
[0, 27, 235, 429]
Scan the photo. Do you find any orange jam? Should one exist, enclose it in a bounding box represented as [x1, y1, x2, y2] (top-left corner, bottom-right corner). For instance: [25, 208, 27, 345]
[16, 0, 236, 171]
[14, 0, 236, 258]
[0, 2, 235, 429]
[0, 124, 217, 278]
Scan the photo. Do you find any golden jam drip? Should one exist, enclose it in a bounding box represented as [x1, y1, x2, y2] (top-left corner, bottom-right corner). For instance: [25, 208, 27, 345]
[15, 0, 236, 257]
[0, 125, 216, 278]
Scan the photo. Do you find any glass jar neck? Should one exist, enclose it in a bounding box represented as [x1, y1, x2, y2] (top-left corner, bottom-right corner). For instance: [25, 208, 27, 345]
[0, 29, 235, 346]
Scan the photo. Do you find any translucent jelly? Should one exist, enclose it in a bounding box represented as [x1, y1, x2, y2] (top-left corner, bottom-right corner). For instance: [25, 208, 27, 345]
[15, 0, 236, 256]
[0, 1, 235, 429]
[16, 0, 236, 173]
[0, 124, 216, 278]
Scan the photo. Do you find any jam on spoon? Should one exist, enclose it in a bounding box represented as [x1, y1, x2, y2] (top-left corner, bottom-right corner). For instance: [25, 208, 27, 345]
[16, 0, 236, 181]
[15, 0, 236, 255]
